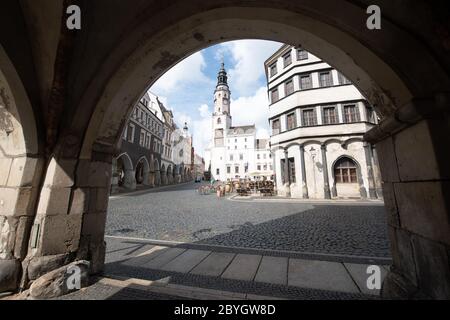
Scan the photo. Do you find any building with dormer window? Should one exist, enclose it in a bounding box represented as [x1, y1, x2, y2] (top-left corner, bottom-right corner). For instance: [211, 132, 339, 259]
[265, 45, 383, 199]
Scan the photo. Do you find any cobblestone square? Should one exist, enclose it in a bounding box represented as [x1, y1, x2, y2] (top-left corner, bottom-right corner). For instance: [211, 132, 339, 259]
[107, 183, 390, 259]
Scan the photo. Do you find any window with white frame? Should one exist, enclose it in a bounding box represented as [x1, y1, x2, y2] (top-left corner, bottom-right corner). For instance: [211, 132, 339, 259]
[283, 52, 292, 67]
[343, 104, 361, 123]
[302, 109, 317, 127]
[297, 49, 308, 60]
[299, 74, 312, 90]
[319, 71, 333, 87]
[322, 106, 338, 125]
[285, 79, 294, 96]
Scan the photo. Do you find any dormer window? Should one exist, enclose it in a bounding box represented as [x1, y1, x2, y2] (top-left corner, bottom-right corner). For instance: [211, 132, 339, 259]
[270, 63, 277, 77]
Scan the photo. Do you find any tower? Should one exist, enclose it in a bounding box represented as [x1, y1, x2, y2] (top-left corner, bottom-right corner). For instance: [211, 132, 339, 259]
[213, 62, 232, 147]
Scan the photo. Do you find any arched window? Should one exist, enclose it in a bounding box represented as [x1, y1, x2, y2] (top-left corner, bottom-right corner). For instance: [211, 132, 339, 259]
[217, 118, 222, 124]
[334, 157, 358, 183]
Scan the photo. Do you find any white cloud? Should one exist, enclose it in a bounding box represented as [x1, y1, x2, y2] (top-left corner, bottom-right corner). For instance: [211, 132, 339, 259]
[230, 86, 270, 139]
[152, 51, 212, 93]
[221, 40, 282, 96]
[173, 104, 212, 157]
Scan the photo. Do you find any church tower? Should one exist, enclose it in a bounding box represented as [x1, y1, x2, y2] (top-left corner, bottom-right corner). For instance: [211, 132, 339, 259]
[213, 62, 232, 147]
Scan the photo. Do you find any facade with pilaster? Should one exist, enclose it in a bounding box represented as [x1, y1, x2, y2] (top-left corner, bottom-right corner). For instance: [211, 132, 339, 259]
[265, 45, 382, 199]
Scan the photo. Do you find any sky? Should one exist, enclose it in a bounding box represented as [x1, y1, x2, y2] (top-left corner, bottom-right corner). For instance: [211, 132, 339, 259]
[150, 39, 283, 157]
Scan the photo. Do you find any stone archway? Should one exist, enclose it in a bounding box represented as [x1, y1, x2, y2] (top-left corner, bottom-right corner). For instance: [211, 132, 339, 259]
[0, 44, 42, 293]
[115, 153, 136, 190]
[167, 165, 173, 184]
[135, 156, 150, 186]
[331, 156, 365, 199]
[1, 1, 449, 298]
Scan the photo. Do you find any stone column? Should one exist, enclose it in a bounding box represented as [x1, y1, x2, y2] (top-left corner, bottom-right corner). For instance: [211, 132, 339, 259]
[372, 147, 383, 198]
[320, 144, 331, 199]
[364, 142, 377, 199]
[283, 149, 291, 197]
[123, 169, 136, 190]
[365, 98, 450, 299]
[300, 145, 309, 199]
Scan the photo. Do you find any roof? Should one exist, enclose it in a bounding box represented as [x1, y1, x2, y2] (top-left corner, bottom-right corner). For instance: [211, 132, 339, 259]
[227, 125, 256, 135]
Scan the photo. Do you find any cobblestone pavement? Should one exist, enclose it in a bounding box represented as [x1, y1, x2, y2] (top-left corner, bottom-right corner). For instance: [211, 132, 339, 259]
[107, 182, 391, 258]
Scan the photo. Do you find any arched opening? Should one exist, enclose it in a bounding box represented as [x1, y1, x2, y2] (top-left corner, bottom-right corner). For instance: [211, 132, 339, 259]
[332, 156, 361, 199]
[135, 157, 150, 186]
[2, 2, 448, 299]
[114, 153, 136, 190]
[0, 45, 42, 292]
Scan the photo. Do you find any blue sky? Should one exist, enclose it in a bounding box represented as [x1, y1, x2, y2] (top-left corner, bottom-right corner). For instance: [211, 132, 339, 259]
[150, 40, 283, 157]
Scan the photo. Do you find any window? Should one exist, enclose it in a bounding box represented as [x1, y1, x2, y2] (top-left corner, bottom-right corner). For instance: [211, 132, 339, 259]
[299, 74, 312, 90]
[272, 119, 280, 134]
[227, 166, 231, 174]
[297, 49, 308, 60]
[343, 105, 361, 123]
[319, 71, 333, 87]
[281, 158, 296, 184]
[146, 133, 151, 149]
[257, 154, 260, 160]
[235, 166, 239, 174]
[285, 80, 294, 96]
[338, 72, 351, 85]
[263, 154, 267, 159]
[126, 124, 135, 142]
[217, 118, 222, 124]
[270, 63, 277, 77]
[230, 154, 233, 161]
[366, 106, 376, 123]
[302, 109, 317, 127]
[257, 165, 261, 171]
[235, 139, 237, 143]
[235, 146, 237, 150]
[139, 132, 145, 147]
[245, 165, 248, 173]
[322, 106, 338, 125]
[216, 168, 220, 175]
[287, 112, 297, 130]
[263, 164, 267, 171]
[271, 88, 279, 103]
[289, 158, 296, 183]
[334, 158, 358, 183]
[283, 52, 292, 67]
[245, 138, 247, 142]
[239, 154, 243, 160]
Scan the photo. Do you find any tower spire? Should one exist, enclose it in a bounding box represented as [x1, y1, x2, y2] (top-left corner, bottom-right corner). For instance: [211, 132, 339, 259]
[216, 61, 228, 87]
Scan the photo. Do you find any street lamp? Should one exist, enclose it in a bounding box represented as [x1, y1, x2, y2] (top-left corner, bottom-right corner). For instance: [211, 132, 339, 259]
[310, 146, 317, 160]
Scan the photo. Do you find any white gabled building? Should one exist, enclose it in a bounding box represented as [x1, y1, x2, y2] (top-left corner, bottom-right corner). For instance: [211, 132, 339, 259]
[204, 63, 273, 182]
[265, 44, 383, 199]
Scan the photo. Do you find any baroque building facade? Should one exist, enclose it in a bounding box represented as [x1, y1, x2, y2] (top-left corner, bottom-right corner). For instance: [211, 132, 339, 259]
[265, 45, 382, 199]
[204, 64, 274, 182]
[111, 92, 193, 193]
